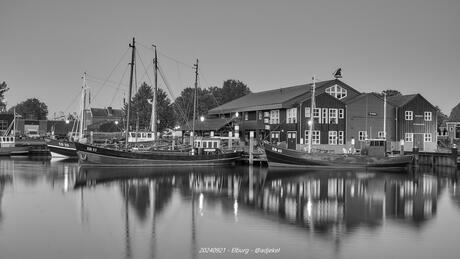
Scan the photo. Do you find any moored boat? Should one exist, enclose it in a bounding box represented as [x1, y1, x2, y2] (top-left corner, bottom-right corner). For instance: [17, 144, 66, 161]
[264, 141, 413, 169]
[75, 141, 242, 167]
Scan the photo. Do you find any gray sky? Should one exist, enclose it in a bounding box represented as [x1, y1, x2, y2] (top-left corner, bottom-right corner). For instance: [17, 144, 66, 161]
[1, 0, 459, 117]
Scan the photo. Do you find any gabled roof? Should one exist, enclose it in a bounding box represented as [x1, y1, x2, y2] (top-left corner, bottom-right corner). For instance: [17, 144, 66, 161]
[386, 94, 417, 107]
[344, 92, 394, 106]
[208, 79, 354, 114]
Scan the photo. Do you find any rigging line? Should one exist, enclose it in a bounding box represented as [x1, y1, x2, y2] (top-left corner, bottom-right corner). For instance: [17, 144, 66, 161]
[62, 88, 83, 114]
[86, 74, 129, 89]
[197, 66, 224, 112]
[135, 48, 154, 88]
[109, 64, 130, 107]
[158, 65, 191, 130]
[86, 78, 127, 91]
[136, 41, 194, 69]
[92, 47, 130, 101]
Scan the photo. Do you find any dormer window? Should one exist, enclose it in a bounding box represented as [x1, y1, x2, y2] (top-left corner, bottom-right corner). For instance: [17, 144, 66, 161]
[325, 84, 347, 99]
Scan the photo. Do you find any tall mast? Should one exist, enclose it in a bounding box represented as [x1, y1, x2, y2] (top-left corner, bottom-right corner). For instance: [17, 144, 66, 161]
[383, 91, 387, 139]
[151, 44, 158, 140]
[78, 72, 87, 140]
[191, 59, 199, 147]
[307, 76, 316, 153]
[125, 37, 136, 149]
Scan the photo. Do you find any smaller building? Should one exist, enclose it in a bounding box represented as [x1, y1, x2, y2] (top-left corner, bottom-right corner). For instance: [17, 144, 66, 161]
[85, 107, 124, 129]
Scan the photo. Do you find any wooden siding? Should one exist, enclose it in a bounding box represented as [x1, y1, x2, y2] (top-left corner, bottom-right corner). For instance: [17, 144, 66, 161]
[299, 93, 346, 145]
[397, 95, 437, 151]
[346, 94, 396, 143]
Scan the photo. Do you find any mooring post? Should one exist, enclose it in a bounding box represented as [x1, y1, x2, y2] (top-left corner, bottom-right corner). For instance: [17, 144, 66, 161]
[413, 147, 419, 168]
[249, 131, 254, 165]
[452, 145, 458, 167]
[229, 131, 233, 150]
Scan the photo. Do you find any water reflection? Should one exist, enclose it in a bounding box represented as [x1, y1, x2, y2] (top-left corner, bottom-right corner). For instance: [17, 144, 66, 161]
[1, 157, 459, 259]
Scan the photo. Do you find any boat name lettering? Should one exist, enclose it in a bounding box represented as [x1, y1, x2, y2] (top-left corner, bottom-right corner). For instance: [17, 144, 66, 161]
[86, 147, 97, 152]
[59, 142, 70, 147]
[271, 147, 282, 153]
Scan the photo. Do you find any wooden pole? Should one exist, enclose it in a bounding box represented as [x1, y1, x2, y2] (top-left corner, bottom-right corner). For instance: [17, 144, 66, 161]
[125, 37, 136, 149]
[249, 131, 254, 165]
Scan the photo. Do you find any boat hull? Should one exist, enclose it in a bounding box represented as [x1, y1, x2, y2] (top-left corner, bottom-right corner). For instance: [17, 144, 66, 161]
[264, 144, 413, 169]
[75, 142, 242, 167]
[45, 139, 77, 157]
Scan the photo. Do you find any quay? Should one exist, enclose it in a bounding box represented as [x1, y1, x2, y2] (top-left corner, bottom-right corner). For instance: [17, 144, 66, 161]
[0, 138, 50, 157]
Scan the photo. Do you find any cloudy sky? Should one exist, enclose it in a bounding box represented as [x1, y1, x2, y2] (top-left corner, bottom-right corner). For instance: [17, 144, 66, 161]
[1, 0, 459, 117]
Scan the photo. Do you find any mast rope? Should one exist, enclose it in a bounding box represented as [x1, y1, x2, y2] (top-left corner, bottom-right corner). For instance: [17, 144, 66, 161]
[109, 64, 130, 107]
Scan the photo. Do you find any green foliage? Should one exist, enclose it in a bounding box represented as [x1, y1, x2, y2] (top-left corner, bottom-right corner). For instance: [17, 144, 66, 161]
[449, 102, 460, 122]
[0, 81, 9, 111]
[123, 82, 175, 131]
[9, 98, 48, 120]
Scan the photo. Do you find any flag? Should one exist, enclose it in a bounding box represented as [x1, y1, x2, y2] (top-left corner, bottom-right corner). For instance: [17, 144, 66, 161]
[333, 68, 342, 78]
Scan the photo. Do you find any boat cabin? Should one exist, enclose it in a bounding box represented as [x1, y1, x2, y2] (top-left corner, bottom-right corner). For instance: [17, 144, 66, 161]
[0, 136, 15, 148]
[128, 131, 156, 143]
[193, 137, 221, 152]
[361, 139, 388, 157]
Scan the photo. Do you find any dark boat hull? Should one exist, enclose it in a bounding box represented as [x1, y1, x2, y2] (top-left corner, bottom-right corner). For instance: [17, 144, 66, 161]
[75, 142, 242, 167]
[45, 139, 77, 157]
[264, 144, 413, 169]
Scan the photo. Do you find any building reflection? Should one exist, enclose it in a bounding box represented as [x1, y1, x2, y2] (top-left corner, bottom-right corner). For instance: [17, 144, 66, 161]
[74, 165, 447, 257]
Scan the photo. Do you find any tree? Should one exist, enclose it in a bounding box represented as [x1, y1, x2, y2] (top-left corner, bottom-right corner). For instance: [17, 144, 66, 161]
[9, 98, 48, 120]
[435, 105, 448, 127]
[220, 79, 251, 104]
[123, 82, 175, 131]
[0, 81, 9, 112]
[173, 79, 251, 126]
[449, 102, 460, 122]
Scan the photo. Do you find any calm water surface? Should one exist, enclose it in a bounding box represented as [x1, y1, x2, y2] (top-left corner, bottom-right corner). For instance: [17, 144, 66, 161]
[1, 157, 460, 259]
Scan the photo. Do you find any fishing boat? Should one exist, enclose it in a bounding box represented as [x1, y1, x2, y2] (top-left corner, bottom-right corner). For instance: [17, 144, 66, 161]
[264, 140, 413, 169]
[45, 73, 89, 157]
[76, 38, 242, 166]
[264, 76, 413, 170]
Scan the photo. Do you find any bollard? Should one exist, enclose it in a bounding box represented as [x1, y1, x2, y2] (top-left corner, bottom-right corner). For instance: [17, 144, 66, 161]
[249, 131, 254, 165]
[413, 147, 419, 168]
[452, 146, 458, 168]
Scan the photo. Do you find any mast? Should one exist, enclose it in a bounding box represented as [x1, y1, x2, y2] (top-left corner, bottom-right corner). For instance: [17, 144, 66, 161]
[383, 91, 387, 139]
[191, 59, 198, 148]
[125, 37, 136, 149]
[151, 44, 158, 140]
[307, 76, 316, 153]
[78, 72, 87, 141]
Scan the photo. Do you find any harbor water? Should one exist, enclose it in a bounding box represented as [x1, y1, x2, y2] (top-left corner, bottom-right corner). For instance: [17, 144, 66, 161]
[1, 157, 460, 259]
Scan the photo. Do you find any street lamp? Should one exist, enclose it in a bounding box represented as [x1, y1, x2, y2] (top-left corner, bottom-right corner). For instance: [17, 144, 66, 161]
[200, 116, 205, 122]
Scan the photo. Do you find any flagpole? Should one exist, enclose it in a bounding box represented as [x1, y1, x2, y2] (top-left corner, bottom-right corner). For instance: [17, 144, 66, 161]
[308, 76, 316, 153]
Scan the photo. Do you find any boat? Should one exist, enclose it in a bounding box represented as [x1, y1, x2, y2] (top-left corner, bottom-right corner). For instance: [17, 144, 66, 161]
[264, 141, 413, 169]
[76, 38, 242, 167]
[264, 76, 413, 170]
[45, 73, 89, 158]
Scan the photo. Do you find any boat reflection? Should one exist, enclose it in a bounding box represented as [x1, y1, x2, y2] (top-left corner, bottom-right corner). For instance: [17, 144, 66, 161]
[75, 166, 441, 230]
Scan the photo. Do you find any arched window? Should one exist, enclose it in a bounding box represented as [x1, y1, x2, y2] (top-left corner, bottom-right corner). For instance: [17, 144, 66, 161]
[325, 84, 347, 99]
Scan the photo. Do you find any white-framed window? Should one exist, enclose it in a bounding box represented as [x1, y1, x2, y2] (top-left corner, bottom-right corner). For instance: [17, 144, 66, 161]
[264, 111, 270, 117]
[329, 109, 338, 124]
[329, 131, 338, 145]
[271, 131, 280, 140]
[321, 108, 328, 124]
[305, 130, 321, 145]
[313, 108, 321, 121]
[338, 131, 344, 145]
[338, 108, 344, 119]
[424, 133, 432, 142]
[424, 112, 432, 121]
[325, 84, 347, 99]
[358, 131, 368, 141]
[405, 133, 413, 142]
[405, 111, 413, 120]
[378, 131, 385, 139]
[287, 108, 297, 124]
[305, 107, 311, 118]
[270, 110, 280, 124]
